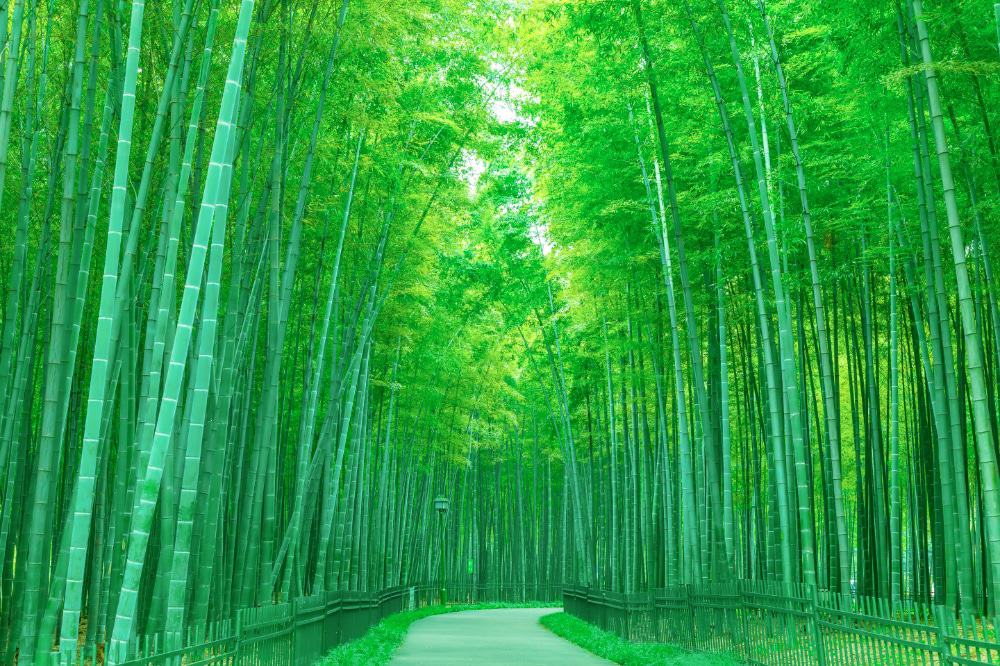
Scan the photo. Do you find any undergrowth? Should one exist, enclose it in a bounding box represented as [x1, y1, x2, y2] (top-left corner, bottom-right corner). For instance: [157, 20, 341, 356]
[539, 612, 739, 665]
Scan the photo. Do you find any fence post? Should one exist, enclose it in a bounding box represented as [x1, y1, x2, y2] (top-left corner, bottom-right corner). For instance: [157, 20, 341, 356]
[809, 584, 826, 666]
[291, 597, 298, 666]
[933, 605, 952, 664]
[234, 606, 244, 665]
[685, 584, 694, 651]
[737, 580, 749, 663]
[624, 593, 631, 640]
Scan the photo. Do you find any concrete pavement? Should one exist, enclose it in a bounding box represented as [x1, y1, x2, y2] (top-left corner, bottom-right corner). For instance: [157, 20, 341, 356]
[389, 608, 613, 665]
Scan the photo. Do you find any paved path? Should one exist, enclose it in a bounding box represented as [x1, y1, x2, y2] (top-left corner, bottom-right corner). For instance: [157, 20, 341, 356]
[390, 608, 613, 665]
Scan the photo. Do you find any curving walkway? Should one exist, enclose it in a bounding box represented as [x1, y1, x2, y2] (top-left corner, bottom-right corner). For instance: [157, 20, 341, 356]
[390, 607, 613, 665]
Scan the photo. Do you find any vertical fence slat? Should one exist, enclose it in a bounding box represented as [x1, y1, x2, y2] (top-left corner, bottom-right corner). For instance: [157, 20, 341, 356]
[110, 585, 417, 666]
[562, 582, 1000, 666]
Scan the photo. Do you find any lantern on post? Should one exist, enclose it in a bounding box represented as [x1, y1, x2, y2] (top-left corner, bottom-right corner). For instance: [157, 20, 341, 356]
[434, 496, 450, 605]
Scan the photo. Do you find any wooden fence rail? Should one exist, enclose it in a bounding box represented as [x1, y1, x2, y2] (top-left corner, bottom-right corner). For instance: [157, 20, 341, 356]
[564, 581, 1000, 665]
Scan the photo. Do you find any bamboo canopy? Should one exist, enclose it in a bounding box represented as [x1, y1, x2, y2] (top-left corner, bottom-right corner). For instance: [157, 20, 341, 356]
[1, 0, 1000, 663]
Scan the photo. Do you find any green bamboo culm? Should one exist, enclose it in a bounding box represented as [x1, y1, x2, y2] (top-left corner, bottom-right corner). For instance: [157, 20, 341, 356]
[2, 0, 1000, 662]
[105, 0, 255, 661]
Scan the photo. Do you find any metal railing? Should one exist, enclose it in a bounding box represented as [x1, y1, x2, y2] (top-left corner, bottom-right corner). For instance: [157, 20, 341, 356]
[55, 586, 423, 666]
[564, 581, 1000, 665]
[68, 581, 555, 665]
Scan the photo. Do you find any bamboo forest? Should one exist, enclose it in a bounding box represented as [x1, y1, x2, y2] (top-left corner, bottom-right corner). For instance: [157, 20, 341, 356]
[2, 0, 1000, 663]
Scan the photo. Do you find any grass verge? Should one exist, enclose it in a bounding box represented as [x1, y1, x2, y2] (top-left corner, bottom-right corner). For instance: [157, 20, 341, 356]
[316, 600, 559, 666]
[539, 612, 738, 665]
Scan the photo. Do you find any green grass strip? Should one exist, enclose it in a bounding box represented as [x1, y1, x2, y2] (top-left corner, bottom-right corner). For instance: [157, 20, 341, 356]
[317, 601, 560, 665]
[539, 612, 738, 665]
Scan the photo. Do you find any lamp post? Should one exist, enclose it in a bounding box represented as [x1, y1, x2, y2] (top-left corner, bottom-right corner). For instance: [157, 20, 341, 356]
[434, 496, 449, 605]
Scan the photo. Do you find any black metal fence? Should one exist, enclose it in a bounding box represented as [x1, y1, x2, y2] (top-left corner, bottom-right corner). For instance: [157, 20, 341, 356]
[106, 582, 558, 666]
[564, 581, 1000, 665]
[115, 586, 415, 666]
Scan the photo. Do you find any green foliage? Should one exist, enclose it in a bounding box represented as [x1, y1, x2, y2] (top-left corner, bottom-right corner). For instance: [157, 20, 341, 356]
[539, 612, 737, 665]
[3, 0, 1000, 660]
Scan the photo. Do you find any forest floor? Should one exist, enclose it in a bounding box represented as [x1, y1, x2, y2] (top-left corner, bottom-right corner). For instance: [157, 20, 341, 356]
[389, 607, 613, 665]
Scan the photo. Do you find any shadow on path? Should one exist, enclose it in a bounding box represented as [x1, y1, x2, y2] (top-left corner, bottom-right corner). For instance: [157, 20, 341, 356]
[389, 607, 613, 665]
